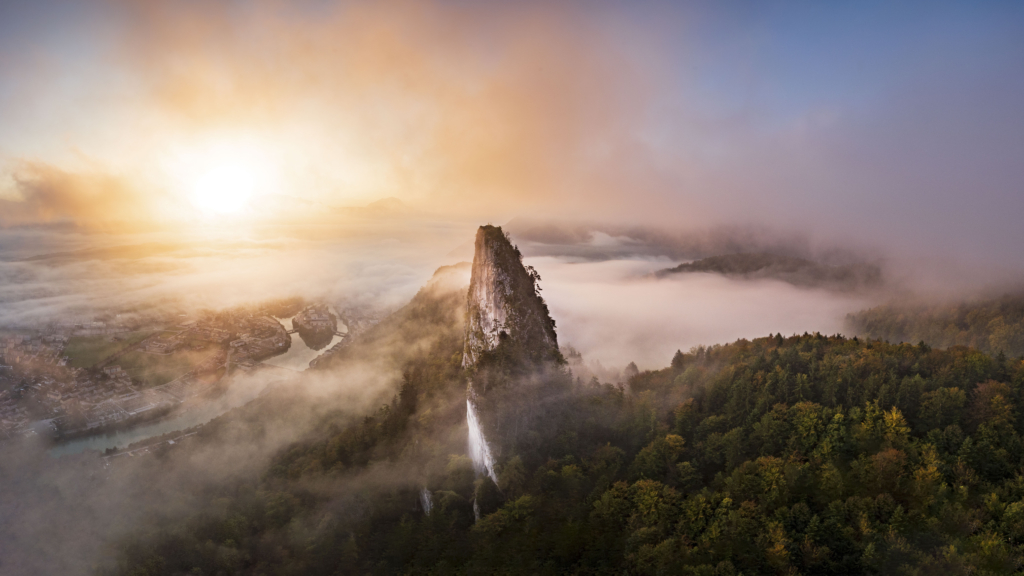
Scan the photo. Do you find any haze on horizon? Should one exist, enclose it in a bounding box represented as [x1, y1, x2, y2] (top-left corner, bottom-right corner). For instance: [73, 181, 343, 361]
[2, 5, 1024, 574]
[0, 0, 1021, 267]
[1, 0, 1023, 368]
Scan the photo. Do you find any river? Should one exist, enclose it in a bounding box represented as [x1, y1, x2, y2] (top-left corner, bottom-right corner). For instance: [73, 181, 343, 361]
[261, 314, 346, 371]
[48, 368, 295, 456]
[49, 314, 347, 457]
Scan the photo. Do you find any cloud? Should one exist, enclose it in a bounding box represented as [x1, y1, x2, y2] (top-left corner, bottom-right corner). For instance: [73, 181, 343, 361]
[0, 0, 1020, 283]
[0, 162, 164, 229]
[0, 361, 412, 575]
[0, 259, 473, 575]
[0, 0, 679, 229]
[0, 0, 684, 228]
[532, 256, 873, 369]
[0, 219, 475, 329]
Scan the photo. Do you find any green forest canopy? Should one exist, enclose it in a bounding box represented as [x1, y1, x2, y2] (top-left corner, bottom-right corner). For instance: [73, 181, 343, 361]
[848, 294, 1024, 359]
[108, 299, 1024, 575]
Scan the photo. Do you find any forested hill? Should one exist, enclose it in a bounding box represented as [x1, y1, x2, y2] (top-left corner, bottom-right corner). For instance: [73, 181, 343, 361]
[655, 252, 882, 292]
[109, 328, 1024, 575]
[848, 294, 1024, 358]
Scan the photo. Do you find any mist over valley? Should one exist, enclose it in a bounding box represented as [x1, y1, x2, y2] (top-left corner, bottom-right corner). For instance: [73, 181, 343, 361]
[2, 1, 1024, 574]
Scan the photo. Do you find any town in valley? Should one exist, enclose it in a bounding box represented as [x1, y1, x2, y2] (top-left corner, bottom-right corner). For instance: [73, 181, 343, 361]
[0, 300, 380, 445]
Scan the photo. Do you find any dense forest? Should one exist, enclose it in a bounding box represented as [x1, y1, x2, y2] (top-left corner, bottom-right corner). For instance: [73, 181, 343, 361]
[848, 294, 1024, 358]
[108, 275, 1024, 575]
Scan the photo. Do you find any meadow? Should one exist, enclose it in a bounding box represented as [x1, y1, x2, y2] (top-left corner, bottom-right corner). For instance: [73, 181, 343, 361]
[63, 331, 157, 368]
[116, 347, 219, 388]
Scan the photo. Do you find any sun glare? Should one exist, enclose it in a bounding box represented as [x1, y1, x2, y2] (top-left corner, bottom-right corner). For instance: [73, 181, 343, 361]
[191, 163, 256, 215]
[165, 136, 280, 218]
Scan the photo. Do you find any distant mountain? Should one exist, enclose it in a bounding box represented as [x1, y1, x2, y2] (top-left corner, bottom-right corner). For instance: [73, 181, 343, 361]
[502, 217, 844, 262]
[655, 252, 883, 291]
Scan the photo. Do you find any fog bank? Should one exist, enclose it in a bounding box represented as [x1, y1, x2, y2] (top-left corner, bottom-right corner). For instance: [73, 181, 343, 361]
[534, 256, 873, 370]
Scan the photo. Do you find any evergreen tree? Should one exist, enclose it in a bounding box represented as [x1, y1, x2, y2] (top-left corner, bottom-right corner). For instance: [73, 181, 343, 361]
[670, 350, 685, 371]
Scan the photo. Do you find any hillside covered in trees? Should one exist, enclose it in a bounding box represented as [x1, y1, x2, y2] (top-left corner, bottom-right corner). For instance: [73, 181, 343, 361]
[848, 294, 1024, 358]
[110, 311, 1024, 574]
[655, 253, 883, 292]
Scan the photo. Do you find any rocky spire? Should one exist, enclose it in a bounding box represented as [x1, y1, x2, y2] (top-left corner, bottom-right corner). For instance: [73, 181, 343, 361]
[462, 225, 560, 369]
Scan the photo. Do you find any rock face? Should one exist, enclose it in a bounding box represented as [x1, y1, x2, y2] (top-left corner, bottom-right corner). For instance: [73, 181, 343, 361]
[462, 225, 560, 369]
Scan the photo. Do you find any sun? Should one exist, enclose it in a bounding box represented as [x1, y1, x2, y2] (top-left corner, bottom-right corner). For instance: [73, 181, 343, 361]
[191, 162, 257, 215]
[163, 135, 281, 218]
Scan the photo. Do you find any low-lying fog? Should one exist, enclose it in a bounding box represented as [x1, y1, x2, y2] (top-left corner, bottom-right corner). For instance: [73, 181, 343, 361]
[0, 218, 1012, 576]
[533, 256, 872, 369]
[0, 221, 471, 329]
[0, 221, 884, 375]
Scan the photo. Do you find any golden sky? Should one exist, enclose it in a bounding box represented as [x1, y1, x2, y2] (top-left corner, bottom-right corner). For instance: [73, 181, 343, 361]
[0, 1, 680, 230]
[1, 0, 1023, 271]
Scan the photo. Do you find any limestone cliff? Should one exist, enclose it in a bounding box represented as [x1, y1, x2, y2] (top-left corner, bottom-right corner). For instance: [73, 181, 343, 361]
[462, 225, 561, 369]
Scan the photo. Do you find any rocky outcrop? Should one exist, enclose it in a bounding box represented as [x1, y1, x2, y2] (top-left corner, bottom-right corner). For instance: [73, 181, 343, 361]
[462, 225, 561, 369]
[293, 304, 337, 350]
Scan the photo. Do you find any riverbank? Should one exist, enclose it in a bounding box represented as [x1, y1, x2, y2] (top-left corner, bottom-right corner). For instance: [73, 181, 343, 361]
[48, 365, 299, 457]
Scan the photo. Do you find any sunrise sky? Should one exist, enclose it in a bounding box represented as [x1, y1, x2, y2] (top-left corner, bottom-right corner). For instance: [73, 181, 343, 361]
[0, 0, 1022, 268]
